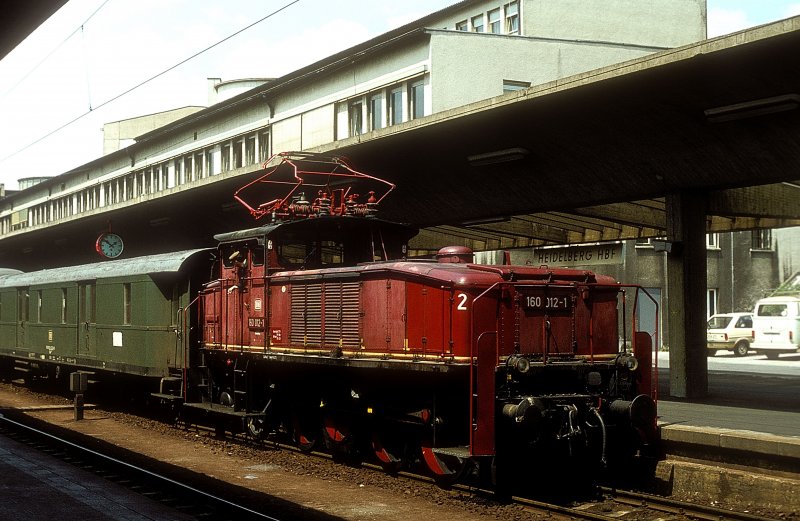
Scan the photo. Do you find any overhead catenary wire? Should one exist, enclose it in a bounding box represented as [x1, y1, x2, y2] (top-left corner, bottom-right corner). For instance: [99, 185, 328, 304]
[0, 0, 302, 166]
[0, 0, 111, 99]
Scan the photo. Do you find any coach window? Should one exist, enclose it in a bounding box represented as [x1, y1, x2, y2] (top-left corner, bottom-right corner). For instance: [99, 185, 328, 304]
[61, 288, 68, 324]
[36, 290, 42, 323]
[123, 283, 132, 325]
[18, 290, 28, 322]
[78, 283, 96, 325]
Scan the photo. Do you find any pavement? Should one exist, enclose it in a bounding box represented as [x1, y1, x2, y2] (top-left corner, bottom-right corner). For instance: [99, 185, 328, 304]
[0, 417, 194, 521]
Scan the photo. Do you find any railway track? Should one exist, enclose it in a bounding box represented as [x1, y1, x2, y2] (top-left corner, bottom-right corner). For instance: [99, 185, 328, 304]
[0, 412, 282, 521]
[0, 388, 786, 521]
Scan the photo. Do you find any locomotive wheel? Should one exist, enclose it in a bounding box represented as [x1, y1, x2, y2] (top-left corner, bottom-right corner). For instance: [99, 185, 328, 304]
[371, 432, 406, 473]
[420, 444, 471, 486]
[291, 413, 319, 452]
[323, 414, 354, 455]
[246, 416, 266, 440]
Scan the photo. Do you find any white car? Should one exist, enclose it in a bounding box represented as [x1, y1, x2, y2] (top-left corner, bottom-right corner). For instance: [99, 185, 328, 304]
[750, 296, 800, 359]
[707, 312, 753, 357]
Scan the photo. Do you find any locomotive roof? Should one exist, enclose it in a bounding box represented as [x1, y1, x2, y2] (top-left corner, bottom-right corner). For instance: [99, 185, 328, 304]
[0, 248, 213, 287]
[213, 215, 417, 244]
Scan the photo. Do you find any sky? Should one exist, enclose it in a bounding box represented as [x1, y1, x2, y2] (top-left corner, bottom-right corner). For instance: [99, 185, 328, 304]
[0, 0, 799, 191]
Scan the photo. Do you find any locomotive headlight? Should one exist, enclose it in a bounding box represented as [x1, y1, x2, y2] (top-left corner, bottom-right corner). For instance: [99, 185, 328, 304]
[616, 353, 639, 371]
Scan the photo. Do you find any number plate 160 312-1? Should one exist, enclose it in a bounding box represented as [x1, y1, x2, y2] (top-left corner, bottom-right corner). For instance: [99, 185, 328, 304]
[522, 292, 573, 311]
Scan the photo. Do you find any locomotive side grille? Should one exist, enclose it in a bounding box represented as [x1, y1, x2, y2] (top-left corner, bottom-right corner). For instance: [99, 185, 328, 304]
[323, 281, 361, 348]
[290, 284, 322, 346]
[341, 281, 361, 348]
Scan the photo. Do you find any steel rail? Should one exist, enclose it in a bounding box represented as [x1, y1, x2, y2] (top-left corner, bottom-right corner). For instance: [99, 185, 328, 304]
[0, 412, 281, 521]
[608, 488, 780, 521]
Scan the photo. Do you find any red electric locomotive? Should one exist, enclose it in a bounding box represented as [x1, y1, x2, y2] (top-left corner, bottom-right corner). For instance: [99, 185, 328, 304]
[185, 152, 659, 490]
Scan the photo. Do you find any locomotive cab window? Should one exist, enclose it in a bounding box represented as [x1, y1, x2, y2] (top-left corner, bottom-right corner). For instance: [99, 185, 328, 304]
[276, 240, 343, 269]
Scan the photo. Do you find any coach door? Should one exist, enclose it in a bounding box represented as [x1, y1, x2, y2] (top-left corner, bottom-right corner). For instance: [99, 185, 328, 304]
[17, 289, 28, 348]
[77, 282, 97, 359]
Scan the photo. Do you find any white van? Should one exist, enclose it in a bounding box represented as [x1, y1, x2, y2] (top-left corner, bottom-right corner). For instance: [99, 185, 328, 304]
[750, 296, 800, 359]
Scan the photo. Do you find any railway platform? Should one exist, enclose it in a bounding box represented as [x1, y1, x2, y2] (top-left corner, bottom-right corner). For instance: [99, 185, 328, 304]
[0, 422, 193, 521]
[652, 353, 800, 512]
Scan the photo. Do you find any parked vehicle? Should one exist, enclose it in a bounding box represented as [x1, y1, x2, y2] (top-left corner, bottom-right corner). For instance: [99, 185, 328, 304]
[750, 296, 800, 359]
[706, 313, 753, 357]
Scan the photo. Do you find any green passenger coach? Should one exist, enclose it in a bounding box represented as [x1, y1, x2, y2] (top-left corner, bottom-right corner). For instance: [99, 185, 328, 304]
[0, 249, 212, 392]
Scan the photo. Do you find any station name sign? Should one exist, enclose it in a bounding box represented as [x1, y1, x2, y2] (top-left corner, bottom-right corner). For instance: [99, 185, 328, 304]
[526, 243, 623, 267]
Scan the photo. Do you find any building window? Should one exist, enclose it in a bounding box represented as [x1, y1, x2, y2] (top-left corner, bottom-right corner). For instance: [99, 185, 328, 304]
[123, 283, 131, 325]
[388, 87, 403, 125]
[409, 80, 425, 120]
[184, 155, 194, 183]
[258, 130, 270, 161]
[174, 160, 184, 185]
[195, 153, 204, 179]
[706, 233, 719, 249]
[233, 139, 243, 169]
[205, 148, 215, 176]
[472, 14, 484, 32]
[221, 144, 231, 172]
[369, 94, 383, 131]
[488, 8, 501, 33]
[505, 1, 520, 34]
[455, 19, 468, 31]
[707, 288, 718, 318]
[125, 174, 134, 200]
[503, 79, 530, 92]
[245, 135, 256, 165]
[349, 99, 364, 136]
[751, 229, 772, 250]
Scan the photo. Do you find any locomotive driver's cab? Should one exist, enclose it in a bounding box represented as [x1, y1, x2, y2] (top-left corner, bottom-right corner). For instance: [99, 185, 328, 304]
[215, 217, 418, 275]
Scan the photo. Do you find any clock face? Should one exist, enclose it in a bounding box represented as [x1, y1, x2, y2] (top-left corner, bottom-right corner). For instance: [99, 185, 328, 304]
[96, 232, 124, 259]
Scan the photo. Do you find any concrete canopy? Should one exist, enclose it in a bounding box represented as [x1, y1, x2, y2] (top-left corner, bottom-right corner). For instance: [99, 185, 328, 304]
[310, 17, 800, 252]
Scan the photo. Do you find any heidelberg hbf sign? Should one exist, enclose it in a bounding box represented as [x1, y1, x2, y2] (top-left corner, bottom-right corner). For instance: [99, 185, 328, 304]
[524, 243, 624, 268]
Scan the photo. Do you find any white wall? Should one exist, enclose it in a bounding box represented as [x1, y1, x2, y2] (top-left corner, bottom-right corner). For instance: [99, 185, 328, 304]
[429, 31, 663, 113]
[523, 0, 707, 46]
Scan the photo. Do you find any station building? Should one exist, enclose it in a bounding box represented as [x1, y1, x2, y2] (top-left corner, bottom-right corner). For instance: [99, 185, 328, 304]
[4, 0, 792, 344]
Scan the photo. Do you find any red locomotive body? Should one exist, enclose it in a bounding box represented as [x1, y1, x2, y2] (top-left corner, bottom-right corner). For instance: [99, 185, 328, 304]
[188, 153, 658, 490]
